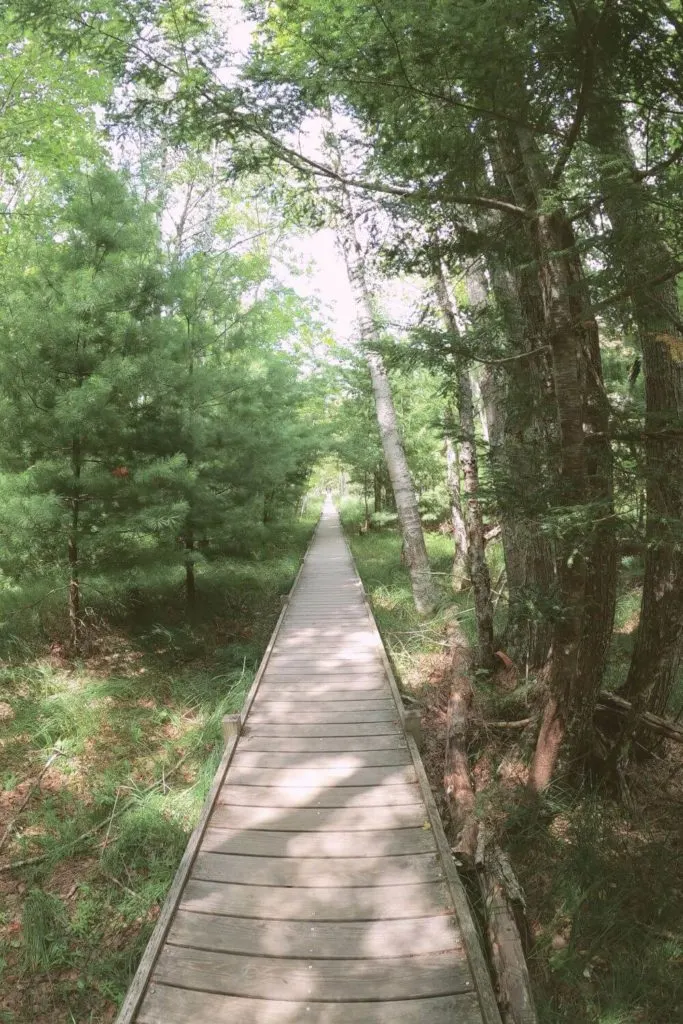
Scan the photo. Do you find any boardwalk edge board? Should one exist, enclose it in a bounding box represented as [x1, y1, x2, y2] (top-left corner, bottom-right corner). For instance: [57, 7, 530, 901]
[114, 527, 314, 1024]
[341, 527, 503, 1024]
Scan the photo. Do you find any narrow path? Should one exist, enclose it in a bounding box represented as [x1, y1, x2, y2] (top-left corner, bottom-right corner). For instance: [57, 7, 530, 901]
[120, 503, 498, 1023]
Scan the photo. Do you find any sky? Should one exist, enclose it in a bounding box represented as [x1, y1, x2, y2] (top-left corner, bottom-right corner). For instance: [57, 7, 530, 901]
[208, 0, 418, 347]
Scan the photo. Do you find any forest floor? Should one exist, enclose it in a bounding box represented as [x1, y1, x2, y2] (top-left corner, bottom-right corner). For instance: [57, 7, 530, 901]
[342, 499, 683, 1024]
[0, 514, 317, 1024]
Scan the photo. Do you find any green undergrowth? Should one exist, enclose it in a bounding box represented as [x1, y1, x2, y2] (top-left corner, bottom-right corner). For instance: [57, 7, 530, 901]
[0, 510, 319, 1024]
[339, 496, 503, 689]
[342, 498, 682, 1024]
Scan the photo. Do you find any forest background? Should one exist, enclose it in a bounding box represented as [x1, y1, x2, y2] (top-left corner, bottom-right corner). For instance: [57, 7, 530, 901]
[0, 1, 681, 1022]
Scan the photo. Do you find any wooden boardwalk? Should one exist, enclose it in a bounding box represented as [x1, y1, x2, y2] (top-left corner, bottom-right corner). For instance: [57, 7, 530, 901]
[118, 504, 500, 1024]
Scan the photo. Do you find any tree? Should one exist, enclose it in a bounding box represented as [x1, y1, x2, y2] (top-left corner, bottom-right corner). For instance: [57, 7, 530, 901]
[0, 168, 187, 645]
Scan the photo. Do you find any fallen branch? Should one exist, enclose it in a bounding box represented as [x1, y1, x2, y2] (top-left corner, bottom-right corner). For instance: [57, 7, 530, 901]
[596, 692, 683, 744]
[484, 719, 532, 730]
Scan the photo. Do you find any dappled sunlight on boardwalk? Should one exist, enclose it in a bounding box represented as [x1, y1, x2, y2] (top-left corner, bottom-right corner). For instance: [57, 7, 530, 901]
[121, 505, 495, 1024]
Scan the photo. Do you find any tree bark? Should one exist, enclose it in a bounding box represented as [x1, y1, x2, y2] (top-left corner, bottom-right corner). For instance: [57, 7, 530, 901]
[432, 258, 495, 669]
[484, 259, 555, 669]
[497, 127, 615, 786]
[445, 426, 468, 582]
[336, 181, 438, 615]
[591, 109, 683, 719]
[68, 436, 81, 650]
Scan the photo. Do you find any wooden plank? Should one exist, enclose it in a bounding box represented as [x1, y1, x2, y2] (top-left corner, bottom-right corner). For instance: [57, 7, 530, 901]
[243, 723, 403, 737]
[238, 734, 406, 753]
[138, 986, 484, 1024]
[209, 803, 428, 832]
[168, 909, 463, 959]
[200, 826, 437, 858]
[152, 945, 473, 1001]
[191, 850, 444, 887]
[249, 709, 398, 725]
[181, 879, 454, 921]
[231, 749, 411, 769]
[217, 781, 421, 807]
[268, 654, 382, 664]
[225, 764, 416, 787]
[254, 691, 392, 704]
[260, 674, 388, 686]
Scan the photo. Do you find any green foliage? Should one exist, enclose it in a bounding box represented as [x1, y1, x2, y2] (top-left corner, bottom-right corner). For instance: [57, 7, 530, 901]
[21, 891, 69, 972]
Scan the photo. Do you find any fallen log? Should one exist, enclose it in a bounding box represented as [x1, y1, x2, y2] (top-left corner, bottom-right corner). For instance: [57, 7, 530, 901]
[596, 692, 683, 744]
[444, 643, 478, 867]
[477, 829, 538, 1024]
[444, 638, 538, 1024]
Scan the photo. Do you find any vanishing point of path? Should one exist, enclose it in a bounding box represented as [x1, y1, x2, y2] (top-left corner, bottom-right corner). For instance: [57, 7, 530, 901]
[118, 503, 500, 1024]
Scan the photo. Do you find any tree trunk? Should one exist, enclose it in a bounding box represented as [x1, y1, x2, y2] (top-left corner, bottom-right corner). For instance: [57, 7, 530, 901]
[336, 181, 438, 615]
[497, 127, 615, 786]
[591, 110, 683, 720]
[432, 257, 495, 669]
[185, 528, 196, 608]
[68, 436, 81, 650]
[373, 468, 382, 513]
[484, 258, 555, 669]
[445, 415, 468, 583]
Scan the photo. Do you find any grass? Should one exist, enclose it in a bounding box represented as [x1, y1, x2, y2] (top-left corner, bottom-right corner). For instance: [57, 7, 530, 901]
[341, 496, 683, 1024]
[0, 509, 319, 1024]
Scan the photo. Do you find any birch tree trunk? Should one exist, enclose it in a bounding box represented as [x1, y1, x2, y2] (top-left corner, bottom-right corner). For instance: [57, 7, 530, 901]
[336, 183, 438, 615]
[432, 257, 495, 669]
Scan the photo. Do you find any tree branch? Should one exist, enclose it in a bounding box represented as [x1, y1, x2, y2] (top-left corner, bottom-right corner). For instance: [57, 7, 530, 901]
[550, 47, 594, 185]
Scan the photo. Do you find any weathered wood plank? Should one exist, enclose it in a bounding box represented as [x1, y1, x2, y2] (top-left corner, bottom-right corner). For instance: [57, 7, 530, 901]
[180, 879, 454, 920]
[200, 825, 437, 858]
[249, 709, 399, 725]
[209, 803, 428, 833]
[225, 764, 416, 787]
[256, 698, 393, 712]
[239, 735, 406, 753]
[217, 781, 420, 807]
[138, 987, 485, 1024]
[255, 690, 391, 703]
[243, 722, 403, 737]
[168, 909, 462, 959]
[191, 850, 444, 887]
[151, 945, 474, 1001]
[260, 674, 389, 686]
[231, 749, 410, 769]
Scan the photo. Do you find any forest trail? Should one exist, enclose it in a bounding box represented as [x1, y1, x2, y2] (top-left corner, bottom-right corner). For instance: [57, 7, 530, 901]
[117, 503, 499, 1024]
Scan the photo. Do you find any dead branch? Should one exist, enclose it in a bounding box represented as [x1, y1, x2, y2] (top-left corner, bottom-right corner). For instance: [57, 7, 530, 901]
[596, 692, 683, 744]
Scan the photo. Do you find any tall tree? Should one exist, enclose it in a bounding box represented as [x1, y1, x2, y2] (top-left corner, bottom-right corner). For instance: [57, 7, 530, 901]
[335, 178, 438, 615]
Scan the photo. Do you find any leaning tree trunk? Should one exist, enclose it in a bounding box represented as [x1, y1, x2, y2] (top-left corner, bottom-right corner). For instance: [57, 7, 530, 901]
[336, 182, 438, 615]
[432, 256, 495, 670]
[590, 107, 683, 720]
